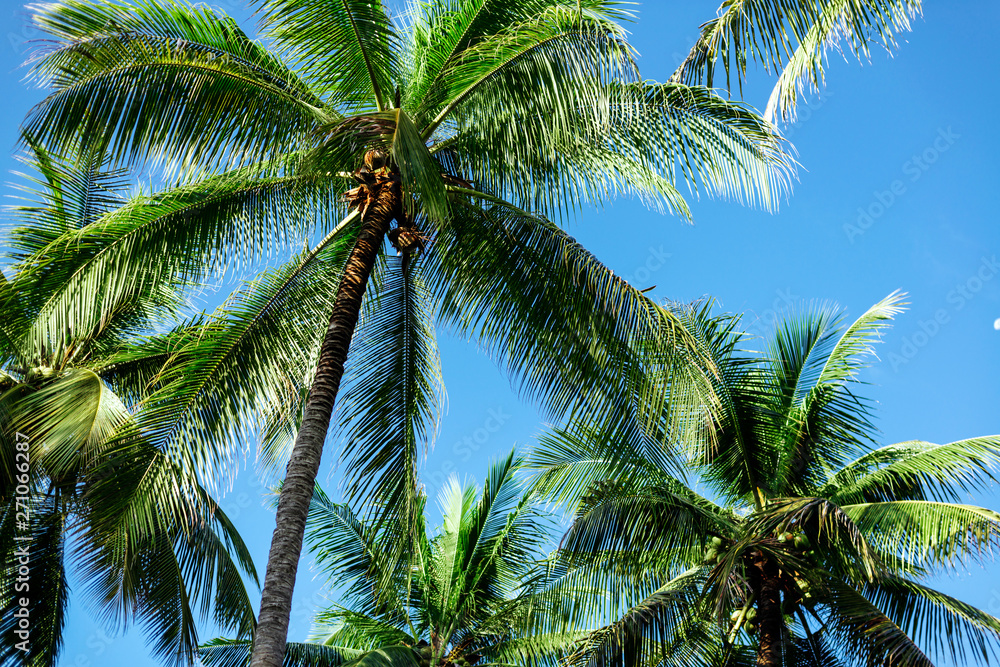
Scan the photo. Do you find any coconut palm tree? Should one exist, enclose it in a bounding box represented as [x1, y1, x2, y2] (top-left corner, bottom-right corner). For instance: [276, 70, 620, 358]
[199, 450, 583, 667]
[0, 137, 258, 666]
[18, 1, 922, 664]
[18, 2, 796, 664]
[530, 293, 1000, 666]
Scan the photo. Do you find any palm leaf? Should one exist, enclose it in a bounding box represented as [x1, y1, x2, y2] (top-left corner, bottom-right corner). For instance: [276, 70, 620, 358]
[258, 0, 399, 112]
[821, 578, 933, 667]
[200, 637, 364, 667]
[0, 496, 69, 667]
[123, 219, 359, 488]
[671, 0, 922, 122]
[27, 0, 326, 171]
[828, 436, 1000, 505]
[860, 575, 1000, 666]
[841, 500, 1000, 572]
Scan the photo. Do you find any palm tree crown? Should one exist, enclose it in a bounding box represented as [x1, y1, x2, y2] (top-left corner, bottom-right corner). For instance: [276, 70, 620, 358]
[15, 0, 926, 664]
[0, 137, 258, 667]
[202, 451, 579, 667]
[531, 294, 1000, 666]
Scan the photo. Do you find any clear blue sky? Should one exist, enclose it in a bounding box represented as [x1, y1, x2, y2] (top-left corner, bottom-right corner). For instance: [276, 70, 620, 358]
[1, 1, 998, 665]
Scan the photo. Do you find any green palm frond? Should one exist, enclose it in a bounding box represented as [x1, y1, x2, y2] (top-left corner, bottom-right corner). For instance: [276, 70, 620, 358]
[335, 255, 442, 516]
[668, 301, 772, 507]
[9, 131, 130, 246]
[567, 567, 709, 667]
[71, 437, 258, 665]
[607, 82, 792, 212]
[27, 0, 326, 171]
[763, 0, 922, 122]
[482, 630, 590, 667]
[309, 608, 415, 650]
[671, 0, 922, 122]
[418, 3, 636, 137]
[765, 295, 903, 494]
[781, 626, 847, 667]
[303, 487, 410, 619]
[390, 109, 450, 222]
[338, 647, 422, 667]
[828, 436, 1000, 505]
[19, 166, 334, 357]
[200, 637, 364, 667]
[821, 578, 933, 667]
[427, 194, 709, 442]
[528, 417, 680, 510]
[408, 0, 635, 118]
[444, 77, 792, 220]
[812, 291, 906, 390]
[457, 451, 551, 616]
[0, 496, 69, 667]
[862, 575, 1000, 666]
[126, 220, 359, 488]
[842, 500, 1000, 572]
[258, 0, 398, 111]
[14, 368, 131, 481]
[561, 477, 736, 579]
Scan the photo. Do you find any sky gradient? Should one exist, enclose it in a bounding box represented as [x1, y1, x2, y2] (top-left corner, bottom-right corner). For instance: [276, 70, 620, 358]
[1, 1, 998, 665]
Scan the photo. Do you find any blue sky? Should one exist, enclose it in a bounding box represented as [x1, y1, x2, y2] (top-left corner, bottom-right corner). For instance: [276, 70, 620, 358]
[1, 0, 999, 665]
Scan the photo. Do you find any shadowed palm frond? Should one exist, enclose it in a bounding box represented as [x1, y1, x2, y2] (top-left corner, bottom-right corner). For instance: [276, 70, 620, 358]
[0, 496, 69, 667]
[861, 575, 1000, 666]
[821, 578, 932, 667]
[337, 256, 443, 521]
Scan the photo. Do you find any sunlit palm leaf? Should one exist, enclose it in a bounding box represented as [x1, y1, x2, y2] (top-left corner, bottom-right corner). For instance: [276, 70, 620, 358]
[27, 0, 326, 171]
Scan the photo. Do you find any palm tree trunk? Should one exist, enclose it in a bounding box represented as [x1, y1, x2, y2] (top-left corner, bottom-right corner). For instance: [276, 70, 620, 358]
[248, 186, 395, 667]
[752, 556, 784, 667]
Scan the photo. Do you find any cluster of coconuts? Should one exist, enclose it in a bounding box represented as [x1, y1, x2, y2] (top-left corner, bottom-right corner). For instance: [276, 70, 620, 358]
[23, 365, 57, 385]
[776, 531, 815, 556]
[793, 576, 814, 603]
[415, 645, 477, 667]
[703, 536, 727, 564]
[729, 606, 758, 634]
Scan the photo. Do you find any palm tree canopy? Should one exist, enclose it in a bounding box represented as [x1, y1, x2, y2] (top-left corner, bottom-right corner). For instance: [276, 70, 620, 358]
[0, 136, 259, 667]
[15, 0, 800, 515]
[530, 294, 1000, 666]
[201, 451, 587, 667]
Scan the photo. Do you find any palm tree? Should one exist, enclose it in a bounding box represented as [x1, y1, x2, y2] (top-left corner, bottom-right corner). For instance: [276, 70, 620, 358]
[199, 450, 581, 667]
[17, 1, 922, 664]
[0, 137, 258, 666]
[18, 2, 798, 664]
[530, 293, 1000, 666]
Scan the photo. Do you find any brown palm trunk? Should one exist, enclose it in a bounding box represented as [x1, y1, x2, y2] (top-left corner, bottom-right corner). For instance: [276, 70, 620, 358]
[752, 556, 784, 667]
[248, 185, 395, 667]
